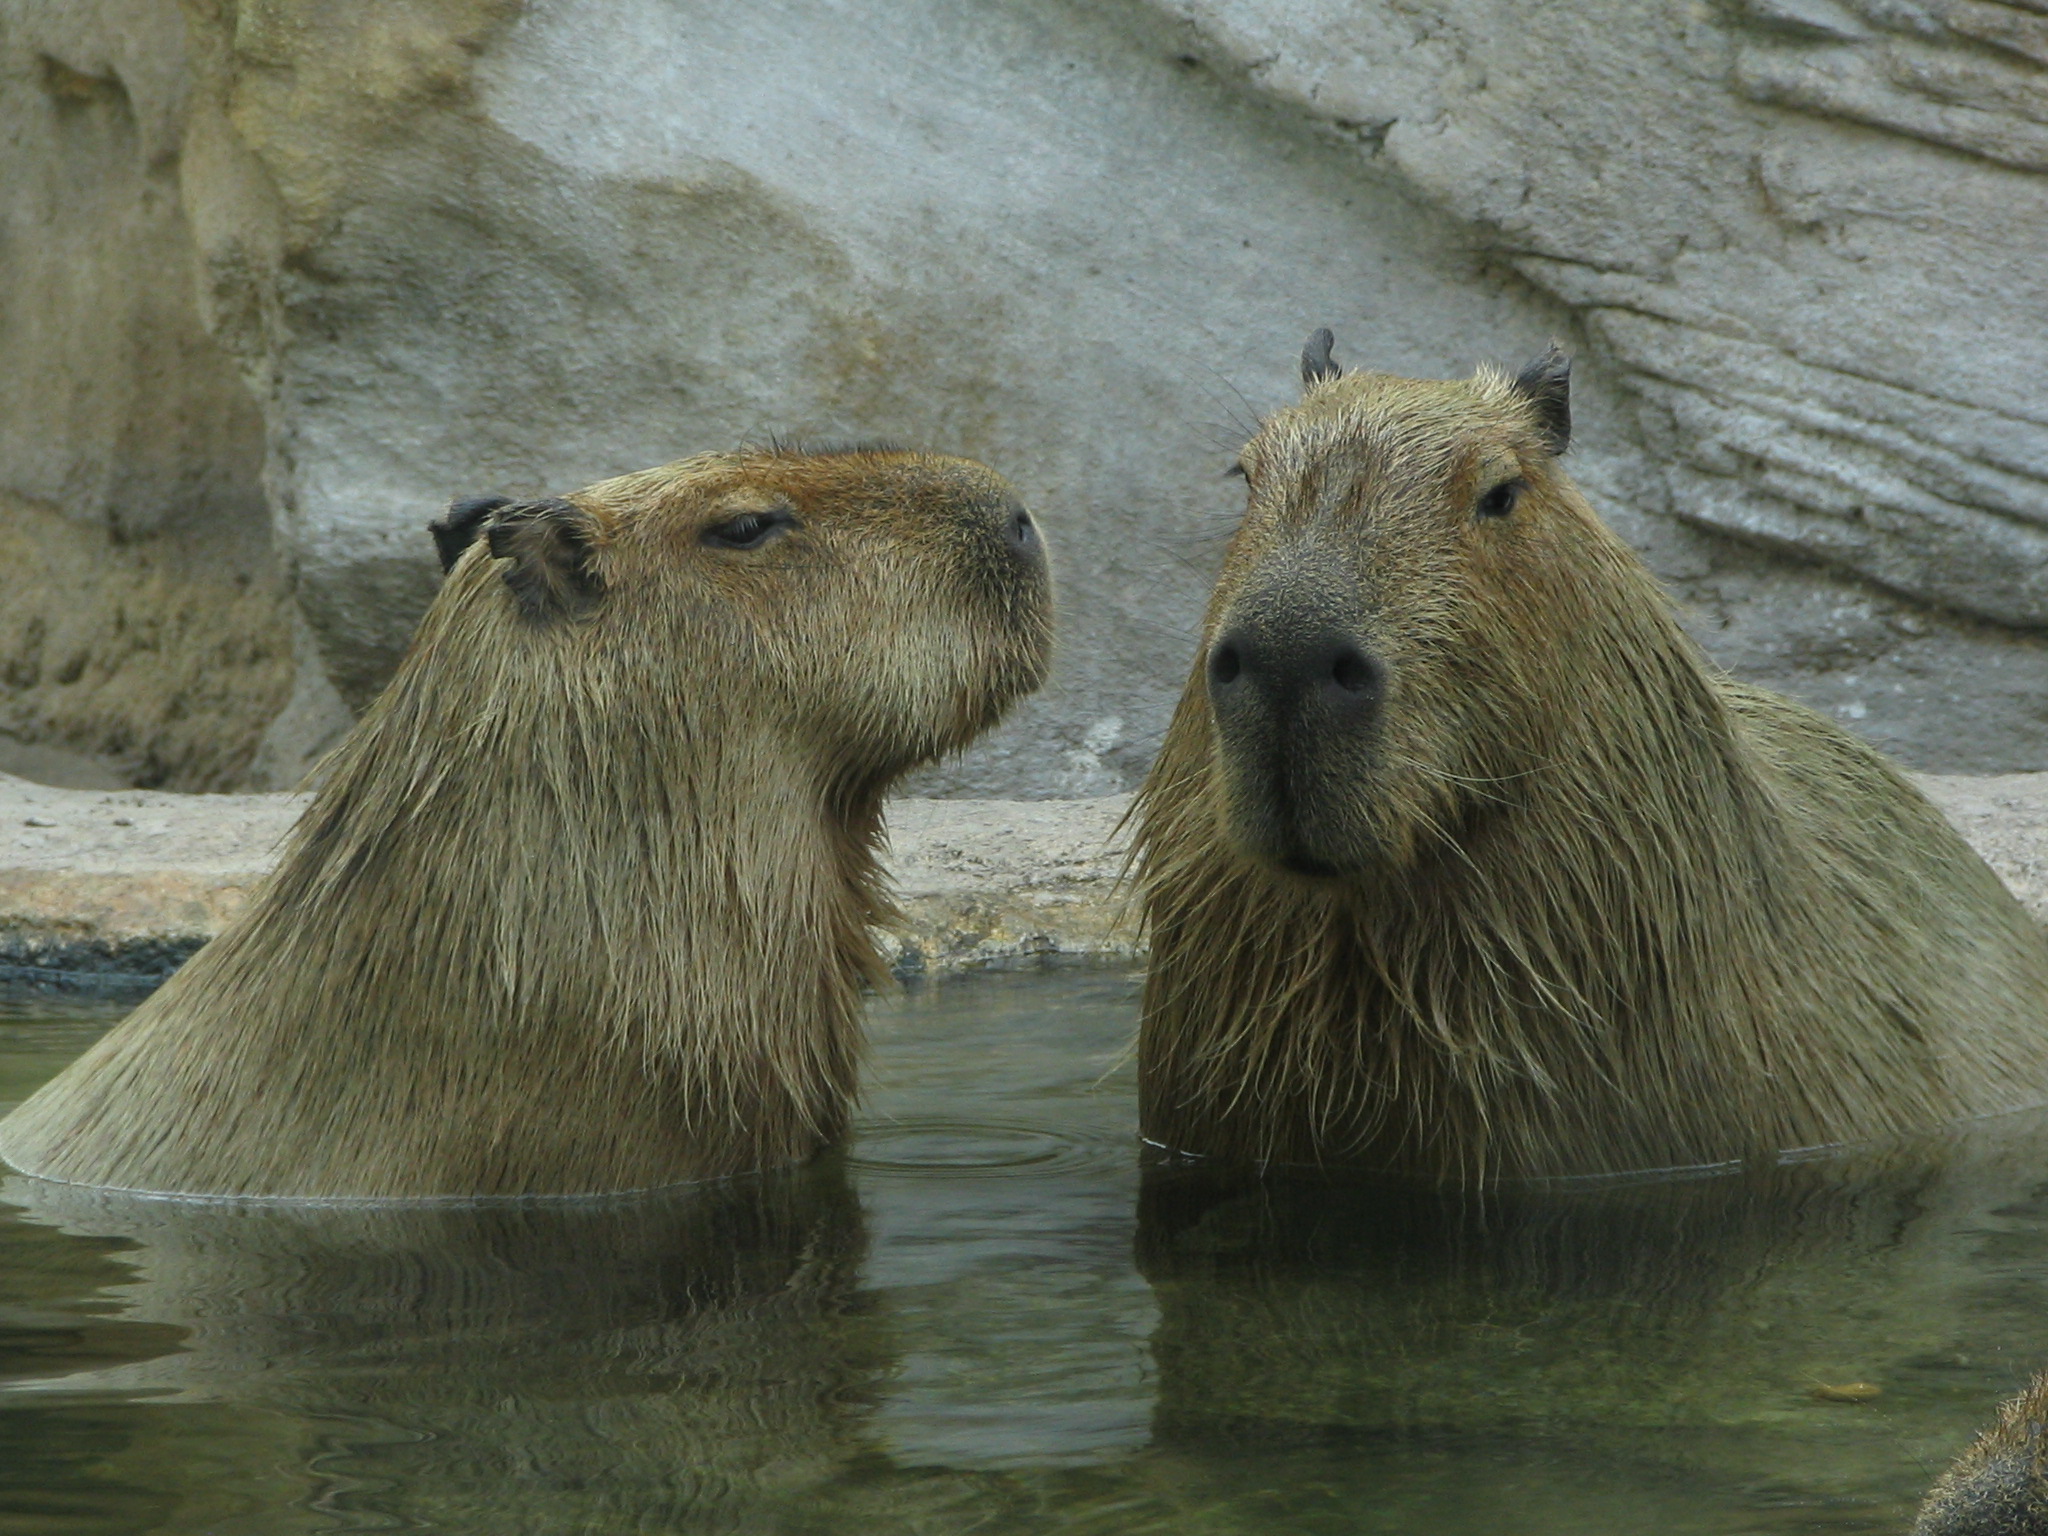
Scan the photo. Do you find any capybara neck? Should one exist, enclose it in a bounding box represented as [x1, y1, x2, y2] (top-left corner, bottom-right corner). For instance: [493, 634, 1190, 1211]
[1136, 343, 2048, 1183]
[0, 447, 1053, 1198]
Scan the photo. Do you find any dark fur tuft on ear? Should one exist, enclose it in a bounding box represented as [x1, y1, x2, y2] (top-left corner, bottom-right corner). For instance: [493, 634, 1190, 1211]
[1301, 327, 1340, 387]
[1511, 344, 1572, 455]
[430, 496, 513, 574]
[482, 499, 605, 623]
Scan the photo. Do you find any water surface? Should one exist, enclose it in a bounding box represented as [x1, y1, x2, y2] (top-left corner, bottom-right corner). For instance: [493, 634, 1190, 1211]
[4, 970, 2046, 1533]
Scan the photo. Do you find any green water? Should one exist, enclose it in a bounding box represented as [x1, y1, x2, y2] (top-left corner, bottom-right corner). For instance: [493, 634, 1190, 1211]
[3, 968, 2046, 1534]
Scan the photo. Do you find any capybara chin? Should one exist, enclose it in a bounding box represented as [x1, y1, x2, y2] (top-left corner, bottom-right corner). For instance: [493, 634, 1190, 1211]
[0, 446, 1053, 1198]
[1134, 332, 2048, 1182]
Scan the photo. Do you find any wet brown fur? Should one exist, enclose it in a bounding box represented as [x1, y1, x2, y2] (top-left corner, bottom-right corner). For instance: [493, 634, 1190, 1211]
[1135, 357, 2048, 1181]
[1917, 1374, 2048, 1534]
[0, 447, 1052, 1198]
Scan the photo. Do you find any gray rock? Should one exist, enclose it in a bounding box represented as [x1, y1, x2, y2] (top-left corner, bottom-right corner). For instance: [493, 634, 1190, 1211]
[205, 0, 1570, 793]
[2, 0, 2045, 790]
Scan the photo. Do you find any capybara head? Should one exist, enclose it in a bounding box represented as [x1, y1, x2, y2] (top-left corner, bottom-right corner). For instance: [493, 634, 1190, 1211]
[429, 445, 1053, 785]
[1200, 339, 1578, 879]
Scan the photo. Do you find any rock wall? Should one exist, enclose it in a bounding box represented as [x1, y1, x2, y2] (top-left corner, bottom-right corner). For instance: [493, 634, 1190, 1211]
[0, 3, 298, 788]
[2, 0, 2044, 791]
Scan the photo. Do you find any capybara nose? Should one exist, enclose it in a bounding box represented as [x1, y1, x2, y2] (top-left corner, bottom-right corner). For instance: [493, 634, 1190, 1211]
[996, 501, 1045, 567]
[1208, 628, 1382, 727]
[1006, 506, 1039, 556]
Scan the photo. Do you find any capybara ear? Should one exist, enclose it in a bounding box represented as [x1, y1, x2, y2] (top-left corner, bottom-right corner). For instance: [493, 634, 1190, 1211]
[429, 495, 514, 574]
[1512, 344, 1572, 456]
[1300, 327, 1340, 387]
[483, 498, 606, 623]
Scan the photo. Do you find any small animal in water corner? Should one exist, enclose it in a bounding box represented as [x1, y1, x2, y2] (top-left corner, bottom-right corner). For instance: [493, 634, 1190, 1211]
[1917, 1375, 2048, 1535]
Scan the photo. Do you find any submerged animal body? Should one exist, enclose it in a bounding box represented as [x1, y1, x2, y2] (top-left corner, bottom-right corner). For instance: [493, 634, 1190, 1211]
[0, 447, 1053, 1198]
[1134, 336, 2048, 1181]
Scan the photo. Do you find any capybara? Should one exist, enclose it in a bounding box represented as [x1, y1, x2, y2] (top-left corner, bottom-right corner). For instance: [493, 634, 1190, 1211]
[1918, 1374, 2048, 1534]
[1133, 334, 2048, 1181]
[0, 446, 1052, 1197]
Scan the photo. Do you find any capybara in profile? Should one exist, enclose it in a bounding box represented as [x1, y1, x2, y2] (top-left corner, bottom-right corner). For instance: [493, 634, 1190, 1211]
[1133, 333, 2048, 1181]
[0, 446, 1052, 1197]
[1917, 1375, 2048, 1534]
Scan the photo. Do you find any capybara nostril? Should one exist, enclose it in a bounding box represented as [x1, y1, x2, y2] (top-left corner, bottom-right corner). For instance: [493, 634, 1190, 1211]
[1006, 507, 1039, 557]
[1327, 645, 1377, 697]
[1212, 629, 1380, 723]
[1207, 637, 1245, 694]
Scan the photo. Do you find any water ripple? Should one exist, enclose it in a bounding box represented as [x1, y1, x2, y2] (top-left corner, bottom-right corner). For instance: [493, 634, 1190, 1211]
[848, 1119, 1121, 1178]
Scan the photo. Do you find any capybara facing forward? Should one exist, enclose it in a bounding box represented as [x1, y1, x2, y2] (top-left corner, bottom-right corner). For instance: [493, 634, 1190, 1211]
[0, 446, 1052, 1198]
[1134, 335, 2048, 1181]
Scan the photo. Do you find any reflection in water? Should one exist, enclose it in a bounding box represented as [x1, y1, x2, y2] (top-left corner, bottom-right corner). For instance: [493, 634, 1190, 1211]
[6, 1165, 885, 1534]
[0, 968, 1155, 1534]
[1136, 1121, 2048, 1528]
[6, 969, 2048, 1533]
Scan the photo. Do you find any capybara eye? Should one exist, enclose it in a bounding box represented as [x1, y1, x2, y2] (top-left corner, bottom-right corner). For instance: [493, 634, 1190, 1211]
[702, 509, 799, 550]
[1475, 479, 1524, 519]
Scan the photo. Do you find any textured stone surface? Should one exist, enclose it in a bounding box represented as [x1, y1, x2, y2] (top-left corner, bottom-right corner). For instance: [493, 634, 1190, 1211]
[0, 778, 296, 981]
[189, 0, 1560, 794]
[1161, 1, 2048, 613]
[0, 3, 300, 788]
[886, 795, 1137, 973]
[0, 492, 299, 790]
[1913, 773, 2048, 922]
[4, 0, 2047, 789]
[6, 773, 2048, 988]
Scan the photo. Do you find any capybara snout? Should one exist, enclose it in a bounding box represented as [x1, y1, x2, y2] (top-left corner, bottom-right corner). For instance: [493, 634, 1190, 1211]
[1207, 621, 1386, 744]
[1204, 551, 1392, 876]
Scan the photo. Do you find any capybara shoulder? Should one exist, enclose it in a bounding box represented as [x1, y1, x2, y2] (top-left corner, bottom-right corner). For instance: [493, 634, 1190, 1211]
[1918, 1376, 2048, 1535]
[1133, 333, 2048, 1181]
[0, 446, 1053, 1198]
